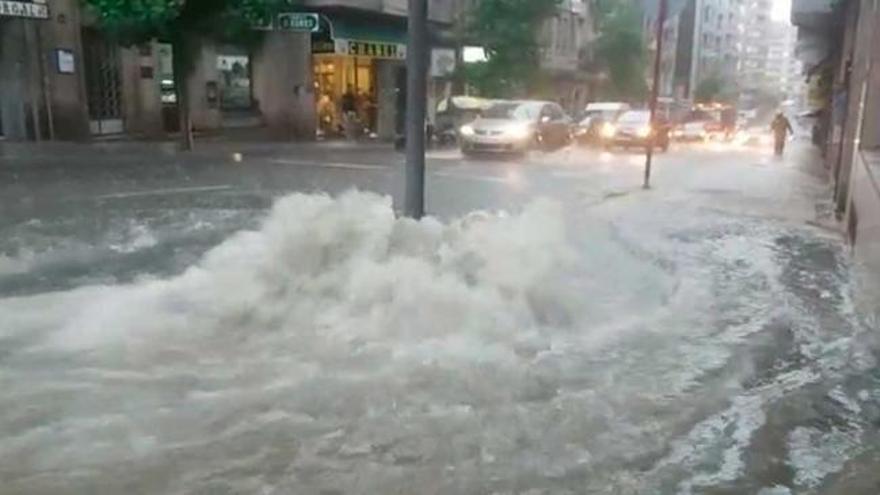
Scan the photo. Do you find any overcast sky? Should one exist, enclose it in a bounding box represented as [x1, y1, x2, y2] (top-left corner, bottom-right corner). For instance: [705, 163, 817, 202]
[771, 0, 792, 22]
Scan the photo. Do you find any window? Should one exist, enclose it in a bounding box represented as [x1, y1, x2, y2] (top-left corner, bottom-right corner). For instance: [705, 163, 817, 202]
[544, 104, 565, 120]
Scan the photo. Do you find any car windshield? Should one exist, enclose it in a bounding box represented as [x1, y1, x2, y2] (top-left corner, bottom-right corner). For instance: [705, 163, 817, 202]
[618, 111, 650, 124]
[580, 110, 615, 123]
[483, 102, 538, 121]
[3, 0, 873, 492]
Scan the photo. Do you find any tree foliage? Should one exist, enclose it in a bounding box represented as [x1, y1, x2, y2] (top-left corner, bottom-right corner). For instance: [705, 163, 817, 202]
[460, 0, 559, 97]
[694, 76, 723, 103]
[593, 0, 647, 100]
[695, 75, 740, 104]
[83, 0, 293, 46]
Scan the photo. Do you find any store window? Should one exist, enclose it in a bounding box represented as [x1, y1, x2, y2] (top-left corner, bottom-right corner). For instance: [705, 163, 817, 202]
[314, 55, 376, 137]
[216, 47, 252, 111]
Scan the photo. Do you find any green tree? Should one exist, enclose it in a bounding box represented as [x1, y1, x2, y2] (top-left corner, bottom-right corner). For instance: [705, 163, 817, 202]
[460, 0, 559, 97]
[593, 0, 647, 100]
[694, 76, 722, 103]
[83, 0, 291, 148]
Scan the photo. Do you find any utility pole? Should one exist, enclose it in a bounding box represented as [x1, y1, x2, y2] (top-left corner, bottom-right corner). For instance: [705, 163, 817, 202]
[36, 23, 55, 140]
[404, 0, 428, 218]
[644, 0, 667, 189]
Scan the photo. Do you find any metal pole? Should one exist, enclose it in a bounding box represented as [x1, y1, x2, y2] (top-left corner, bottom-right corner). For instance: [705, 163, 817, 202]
[644, 0, 667, 189]
[404, 0, 428, 218]
[24, 20, 43, 141]
[35, 21, 55, 140]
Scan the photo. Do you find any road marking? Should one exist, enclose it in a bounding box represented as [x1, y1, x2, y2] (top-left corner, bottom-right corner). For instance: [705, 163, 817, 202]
[271, 158, 387, 171]
[551, 170, 596, 179]
[95, 185, 233, 200]
[430, 171, 511, 183]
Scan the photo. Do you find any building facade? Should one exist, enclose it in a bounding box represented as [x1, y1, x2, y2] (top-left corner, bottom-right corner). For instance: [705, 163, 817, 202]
[791, 0, 880, 320]
[176, 0, 456, 141]
[739, 5, 802, 105]
[644, 0, 745, 101]
[1, 0, 455, 142]
[538, 0, 597, 114]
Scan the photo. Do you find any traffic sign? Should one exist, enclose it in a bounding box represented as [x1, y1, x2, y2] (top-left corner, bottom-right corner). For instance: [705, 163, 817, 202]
[0, 0, 49, 19]
[277, 13, 319, 32]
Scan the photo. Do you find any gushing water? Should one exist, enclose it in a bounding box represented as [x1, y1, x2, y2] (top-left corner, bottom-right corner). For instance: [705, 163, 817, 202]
[0, 191, 875, 494]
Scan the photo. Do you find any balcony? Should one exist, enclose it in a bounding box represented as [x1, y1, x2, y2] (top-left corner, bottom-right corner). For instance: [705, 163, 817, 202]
[790, 0, 835, 29]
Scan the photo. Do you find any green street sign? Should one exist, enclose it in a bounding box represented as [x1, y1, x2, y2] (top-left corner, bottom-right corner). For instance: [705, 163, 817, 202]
[277, 13, 319, 32]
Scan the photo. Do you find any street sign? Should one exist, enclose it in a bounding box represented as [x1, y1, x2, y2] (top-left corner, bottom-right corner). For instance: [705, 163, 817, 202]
[0, 0, 49, 19]
[277, 13, 319, 32]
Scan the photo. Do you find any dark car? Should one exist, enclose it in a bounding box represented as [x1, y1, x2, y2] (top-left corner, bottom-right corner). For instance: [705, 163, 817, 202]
[600, 110, 670, 151]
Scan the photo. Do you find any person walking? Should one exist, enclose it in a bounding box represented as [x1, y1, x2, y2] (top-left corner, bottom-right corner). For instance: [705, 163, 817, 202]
[341, 85, 359, 139]
[771, 112, 794, 156]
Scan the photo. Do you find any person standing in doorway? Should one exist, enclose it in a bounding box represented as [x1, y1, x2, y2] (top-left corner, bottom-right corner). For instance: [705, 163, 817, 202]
[771, 112, 794, 156]
[341, 85, 358, 139]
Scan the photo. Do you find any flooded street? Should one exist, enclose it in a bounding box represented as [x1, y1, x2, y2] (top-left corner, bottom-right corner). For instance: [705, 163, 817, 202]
[1, 144, 878, 494]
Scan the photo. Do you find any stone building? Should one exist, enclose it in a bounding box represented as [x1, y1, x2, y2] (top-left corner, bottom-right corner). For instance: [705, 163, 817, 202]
[0, 0, 455, 142]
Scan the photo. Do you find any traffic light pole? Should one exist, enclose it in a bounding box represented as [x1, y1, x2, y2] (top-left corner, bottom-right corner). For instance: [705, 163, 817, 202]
[644, 0, 667, 189]
[404, 0, 428, 218]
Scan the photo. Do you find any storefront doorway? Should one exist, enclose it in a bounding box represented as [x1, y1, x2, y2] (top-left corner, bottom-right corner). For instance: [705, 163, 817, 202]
[82, 28, 123, 135]
[311, 14, 407, 139]
[313, 54, 376, 137]
[216, 47, 252, 112]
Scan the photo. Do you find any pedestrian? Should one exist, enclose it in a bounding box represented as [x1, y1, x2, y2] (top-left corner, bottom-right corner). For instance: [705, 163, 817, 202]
[770, 112, 794, 156]
[341, 85, 359, 139]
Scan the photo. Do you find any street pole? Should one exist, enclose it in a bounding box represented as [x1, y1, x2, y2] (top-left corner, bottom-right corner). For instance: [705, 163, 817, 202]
[35, 22, 55, 140]
[24, 20, 43, 141]
[404, 0, 428, 218]
[644, 0, 667, 189]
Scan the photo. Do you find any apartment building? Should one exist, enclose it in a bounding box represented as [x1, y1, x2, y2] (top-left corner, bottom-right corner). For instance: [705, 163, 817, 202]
[739, 2, 801, 103]
[643, 0, 745, 100]
[538, 0, 598, 113]
[691, 0, 744, 88]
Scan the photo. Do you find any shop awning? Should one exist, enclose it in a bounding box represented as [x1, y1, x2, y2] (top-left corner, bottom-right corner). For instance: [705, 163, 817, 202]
[325, 16, 406, 45]
[313, 14, 408, 59]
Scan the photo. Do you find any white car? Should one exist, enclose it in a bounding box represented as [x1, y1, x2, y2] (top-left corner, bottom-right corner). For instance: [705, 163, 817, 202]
[460, 101, 572, 155]
[673, 121, 708, 141]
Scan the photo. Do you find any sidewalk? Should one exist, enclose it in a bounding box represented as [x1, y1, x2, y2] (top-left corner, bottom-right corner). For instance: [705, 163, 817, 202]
[0, 135, 401, 167]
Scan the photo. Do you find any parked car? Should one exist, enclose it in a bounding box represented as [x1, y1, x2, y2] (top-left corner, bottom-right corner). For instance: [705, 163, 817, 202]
[574, 102, 631, 145]
[460, 100, 571, 156]
[600, 110, 670, 151]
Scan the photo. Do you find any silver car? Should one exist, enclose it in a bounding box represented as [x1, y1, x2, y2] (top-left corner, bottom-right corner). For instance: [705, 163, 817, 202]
[460, 101, 571, 156]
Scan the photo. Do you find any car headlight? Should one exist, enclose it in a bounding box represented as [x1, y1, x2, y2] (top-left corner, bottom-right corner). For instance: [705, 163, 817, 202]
[637, 126, 651, 137]
[505, 123, 532, 139]
[460, 124, 475, 137]
[600, 123, 616, 138]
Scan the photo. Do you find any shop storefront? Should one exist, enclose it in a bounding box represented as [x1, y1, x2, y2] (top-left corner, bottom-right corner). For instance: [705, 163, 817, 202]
[311, 15, 406, 139]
